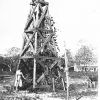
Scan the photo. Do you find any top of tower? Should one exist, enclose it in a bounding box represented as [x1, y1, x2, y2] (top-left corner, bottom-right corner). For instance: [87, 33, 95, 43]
[30, 0, 48, 6]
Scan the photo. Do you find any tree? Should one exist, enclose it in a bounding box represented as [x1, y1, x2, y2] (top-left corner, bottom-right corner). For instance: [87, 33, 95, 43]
[75, 45, 97, 66]
[5, 47, 20, 57]
[0, 56, 11, 72]
[3, 47, 20, 73]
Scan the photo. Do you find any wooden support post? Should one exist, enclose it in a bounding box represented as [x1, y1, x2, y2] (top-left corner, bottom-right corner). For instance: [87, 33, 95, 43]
[62, 78, 66, 91]
[33, 58, 36, 88]
[52, 77, 55, 92]
[64, 42, 69, 100]
[33, 32, 37, 89]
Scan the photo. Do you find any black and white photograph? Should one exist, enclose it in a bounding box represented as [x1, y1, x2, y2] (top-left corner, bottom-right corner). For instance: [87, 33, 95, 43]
[0, 0, 99, 100]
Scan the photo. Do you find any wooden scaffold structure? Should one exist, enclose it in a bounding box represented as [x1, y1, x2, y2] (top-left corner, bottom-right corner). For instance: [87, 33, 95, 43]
[15, 0, 66, 92]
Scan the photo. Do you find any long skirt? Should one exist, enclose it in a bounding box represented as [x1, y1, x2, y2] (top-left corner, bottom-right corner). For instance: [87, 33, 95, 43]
[14, 78, 22, 87]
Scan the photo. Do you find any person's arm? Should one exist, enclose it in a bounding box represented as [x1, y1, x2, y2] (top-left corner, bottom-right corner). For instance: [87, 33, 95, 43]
[21, 73, 26, 80]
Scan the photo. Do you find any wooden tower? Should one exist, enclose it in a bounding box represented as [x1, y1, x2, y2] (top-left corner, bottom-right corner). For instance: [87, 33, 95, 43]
[16, 0, 65, 91]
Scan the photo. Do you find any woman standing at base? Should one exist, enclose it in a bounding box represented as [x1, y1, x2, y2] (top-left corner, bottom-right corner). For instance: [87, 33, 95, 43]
[14, 69, 26, 91]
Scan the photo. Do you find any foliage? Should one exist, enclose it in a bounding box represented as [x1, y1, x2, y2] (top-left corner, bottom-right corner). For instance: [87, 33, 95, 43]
[5, 47, 20, 57]
[0, 47, 20, 73]
[75, 45, 97, 66]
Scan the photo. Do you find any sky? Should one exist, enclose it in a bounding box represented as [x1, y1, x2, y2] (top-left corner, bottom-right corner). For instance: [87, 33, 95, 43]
[0, 0, 100, 55]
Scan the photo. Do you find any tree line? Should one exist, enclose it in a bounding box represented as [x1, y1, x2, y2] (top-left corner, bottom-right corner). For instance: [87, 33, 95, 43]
[0, 45, 97, 74]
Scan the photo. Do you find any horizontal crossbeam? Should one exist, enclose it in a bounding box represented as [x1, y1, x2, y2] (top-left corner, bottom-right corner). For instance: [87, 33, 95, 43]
[20, 55, 60, 60]
[37, 28, 53, 33]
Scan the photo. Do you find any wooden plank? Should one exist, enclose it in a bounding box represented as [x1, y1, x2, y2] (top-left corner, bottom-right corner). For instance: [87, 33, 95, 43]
[62, 78, 66, 91]
[21, 45, 30, 56]
[20, 32, 35, 56]
[38, 56, 59, 60]
[24, 33, 35, 54]
[24, 28, 35, 33]
[30, 3, 37, 16]
[37, 73, 45, 83]
[34, 4, 40, 27]
[20, 56, 35, 59]
[21, 33, 26, 50]
[36, 30, 45, 41]
[36, 0, 49, 5]
[20, 55, 60, 60]
[24, 3, 37, 30]
[37, 28, 53, 33]
[36, 5, 48, 28]
[37, 30, 57, 56]
[52, 78, 55, 92]
[39, 4, 44, 12]
[33, 32, 37, 89]
[50, 60, 58, 69]
[24, 17, 33, 30]
[36, 33, 54, 55]
[64, 42, 69, 100]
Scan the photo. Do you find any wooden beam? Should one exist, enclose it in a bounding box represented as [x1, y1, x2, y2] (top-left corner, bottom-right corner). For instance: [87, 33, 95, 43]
[24, 17, 33, 30]
[36, 33, 54, 55]
[21, 45, 30, 57]
[64, 42, 69, 100]
[20, 55, 60, 60]
[22, 33, 26, 50]
[24, 3, 37, 30]
[36, 0, 49, 5]
[62, 78, 66, 91]
[38, 56, 59, 60]
[37, 73, 45, 83]
[37, 30, 57, 56]
[36, 30, 45, 41]
[39, 4, 44, 12]
[20, 32, 35, 56]
[30, 4, 37, 17]
[50, 60, 58, 69]
[24, 28, 35, 33]
[33, 32, 37, 89]
[36, 5, 48, 28]
[37, 28, 53, 33]
[20, 56, 35, 59]
[52, 77, 55, 92]
[24, 33, 35, 54]
[37, 31, 57, 56]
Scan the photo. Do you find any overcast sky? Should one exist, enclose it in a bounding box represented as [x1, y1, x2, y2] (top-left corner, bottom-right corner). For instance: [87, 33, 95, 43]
[0, 0, 99, 55]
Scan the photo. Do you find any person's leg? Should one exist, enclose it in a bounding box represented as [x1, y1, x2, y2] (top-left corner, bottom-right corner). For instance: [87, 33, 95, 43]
[16, 81, 19, 91]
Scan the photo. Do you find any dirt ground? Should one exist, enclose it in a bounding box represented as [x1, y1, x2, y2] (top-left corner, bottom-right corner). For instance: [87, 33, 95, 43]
[0, 74, 98, 100]
[0, 85, 98, 100]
